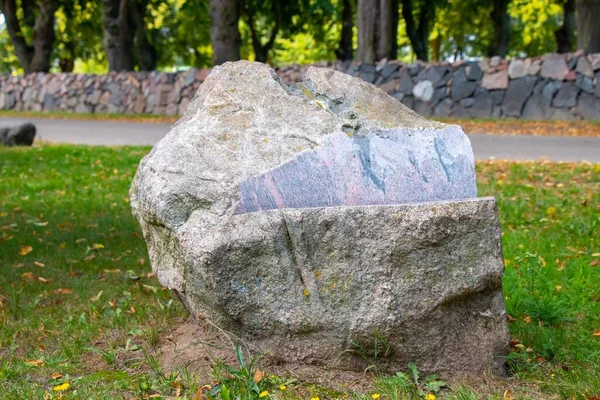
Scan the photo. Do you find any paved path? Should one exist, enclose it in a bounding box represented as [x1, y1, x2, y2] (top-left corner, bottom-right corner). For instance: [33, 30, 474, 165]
[2, 117, 599, 162]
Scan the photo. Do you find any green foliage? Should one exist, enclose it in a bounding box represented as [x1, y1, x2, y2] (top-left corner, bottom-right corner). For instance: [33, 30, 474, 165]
[508, 0, 563, 56]
[374, 363, 447, 399]
[0, 22, 20, 73]
[432, 0, 494, 60]
[207, 344, 266, 400]
[53, 0, 106, 73]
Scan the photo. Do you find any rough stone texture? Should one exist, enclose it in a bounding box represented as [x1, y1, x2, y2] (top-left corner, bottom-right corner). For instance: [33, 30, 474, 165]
[576, 74, 594, 94]
[412, 80, 434, 102]
[541, 54, 569, 80]
[481, 70, 509, 90]
[0, 123, 36, 146]
[502, 76, 537, 117]
[130, 61, 508, 374]
[508, 59, 527, 79]
[467, 62, 484, 81]
[576, 57, 594, 77]
[470, 91, 494, 118]
[451, 69, 476, 100]
[1, 52, 599, 121]
[553, 82, 579, 108]
[577, 92, 600, 121]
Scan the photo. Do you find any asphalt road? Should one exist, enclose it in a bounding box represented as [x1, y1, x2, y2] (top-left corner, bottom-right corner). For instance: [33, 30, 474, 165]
[2, 117, 599, 162]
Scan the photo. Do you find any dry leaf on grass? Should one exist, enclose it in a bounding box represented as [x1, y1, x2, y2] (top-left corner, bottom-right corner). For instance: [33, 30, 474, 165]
[20, 245, 33, 255]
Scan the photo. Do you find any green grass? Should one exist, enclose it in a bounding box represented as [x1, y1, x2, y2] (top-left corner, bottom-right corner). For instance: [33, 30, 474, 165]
[0, 145, 598, 399]
[0, 110, 177, 123]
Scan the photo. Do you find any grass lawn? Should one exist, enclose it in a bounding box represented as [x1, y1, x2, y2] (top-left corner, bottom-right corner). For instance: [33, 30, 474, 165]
[0, 145, 599, 399]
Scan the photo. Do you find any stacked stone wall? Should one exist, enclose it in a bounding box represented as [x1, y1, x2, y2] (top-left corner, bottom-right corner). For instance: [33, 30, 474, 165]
[1, 52, 599, 120]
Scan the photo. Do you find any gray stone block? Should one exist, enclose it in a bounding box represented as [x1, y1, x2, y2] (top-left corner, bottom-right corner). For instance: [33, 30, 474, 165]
[398, 68, 414, 94]
[576, 74, 594, 94]
[433, 98, 453, 117]
[552, 82, 580, 108]
[522, 94, 552, 120]
[577, 92, 600, 121]
[452, 69, 477, 100]
[503, 76, 537, 117]
[470, 91, 493, 118]
[467, 62, 484, 81]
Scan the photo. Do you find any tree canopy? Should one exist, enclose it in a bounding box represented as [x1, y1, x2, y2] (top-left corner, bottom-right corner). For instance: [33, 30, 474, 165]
[0, 0, 598, 74]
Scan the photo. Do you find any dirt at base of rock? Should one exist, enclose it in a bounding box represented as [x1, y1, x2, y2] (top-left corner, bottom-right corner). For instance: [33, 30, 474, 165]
[159, 316, 374, 393]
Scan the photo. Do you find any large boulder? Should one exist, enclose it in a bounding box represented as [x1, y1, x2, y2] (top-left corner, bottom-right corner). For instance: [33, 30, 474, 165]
[130, 61, 509, 374]
[0, 123, 36, 146]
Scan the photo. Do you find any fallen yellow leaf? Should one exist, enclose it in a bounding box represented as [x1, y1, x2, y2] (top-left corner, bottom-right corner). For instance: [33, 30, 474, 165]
[26, 359, 45, 366]
[20, 245, 33, 256]
[593, 331, 600, 337]
[53, 382, 69, 391]
[55, 288, 73, 295]
[503, 389, 513, 400]
[22, 272, 34, 281]
[51, 372, 63, 380]
[34, 261, 45, 267]
[38, 277, 53, 284]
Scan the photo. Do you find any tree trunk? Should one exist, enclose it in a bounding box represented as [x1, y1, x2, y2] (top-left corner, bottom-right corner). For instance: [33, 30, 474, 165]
[336, 0, 354, 61]
[376, 0, 399, 60]
[555, 0, 576, 53]
[487, 0, 510, 57]
[245, 0, 279, 63]
[59, 40, 76, 72]
[30, 0, 57, 72]
[0, 0, 57, 73]
[357, 0, 377, 62]
[576, 0, 600, 53]
[431, 35, 440, 61]
[209, 0, 242, 65]
[130, 0, 157, 71]
[357, 0, 398, 62]
[102, 0, 134, 71]
[401, 0, 433, 61]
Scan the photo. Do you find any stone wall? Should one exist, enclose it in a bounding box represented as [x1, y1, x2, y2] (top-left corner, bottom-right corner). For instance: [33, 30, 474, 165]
[1, 52, 599, 120]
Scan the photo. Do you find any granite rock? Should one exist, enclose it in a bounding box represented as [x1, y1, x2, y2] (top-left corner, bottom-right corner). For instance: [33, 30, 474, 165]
[508, 59, 527, 79]
[467, 62, 484, 81]
[541, 54, 569, 80]
[552, 82, 579, 108]
[451, 69, 476, 100]
[0, 123, 36, 146]
[577, 92, 600, 121]
[503, 76, 537, 117]
[575, 74, 594, 94]
[130, 61, 508, 374]
[481, 70, 509, 90]
[413, 80, 434, 102]
[397, 68, 414, 94]
[470, 91, 493, 118]
[576, 56, 594, 78]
